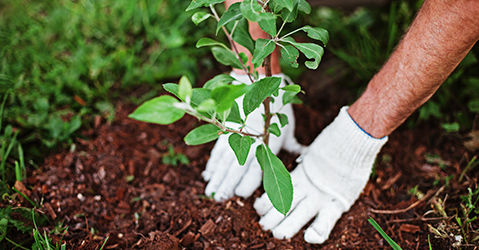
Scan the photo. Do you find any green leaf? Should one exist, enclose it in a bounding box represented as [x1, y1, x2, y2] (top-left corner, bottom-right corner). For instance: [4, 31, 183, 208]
[468, 99, 479, 112]
[252, 39, 276, 68]
[197, 99, 217, 112]
[441, 122, 460, 133]
[217, 2, 242, 34]
[258, 18, 277, 37]
[268, 123, 281, 137]
[279, 1, 298, 23]
[284, 38, 324, 69]
[129, 96, 185, 125]
[191, 88, 212, 107]
[211, 47, 243, 69]
[240, 0, 276, 22]
[186, 0, 225, 11]
[211, 84, 250, 112]
[272, 0, 294, 12]
[300, 26, 329, 46]
[226, 101, 243, 124]
[277, 113, 289, 127]
[256, 144, 293, 215]
[163, 83, 179, 97]
[178, 76, 193, 102]
[243, 77, 282, 117]
[298, 0, 311, 14]
[0, 218, 8, 242]
[282, 91, 300, 105]
[203, 74, 236, 89]
[239, 52, 249, 65]
[196, 38, 229, 50]
[280, 45, 299, 68]
[184, 124, 222, 145]
[232, 19, 255, 54]
[228, 134, 254, 165]
[163, 84, 211, 107]
[281, 84, 301, 93]
[192, 12, 211, 25]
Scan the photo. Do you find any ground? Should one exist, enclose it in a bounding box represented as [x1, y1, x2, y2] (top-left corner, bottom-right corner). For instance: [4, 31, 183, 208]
[12, 65, 479, 249]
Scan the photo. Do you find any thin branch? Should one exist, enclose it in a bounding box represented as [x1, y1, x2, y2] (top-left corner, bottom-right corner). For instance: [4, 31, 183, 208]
[371, 187, 442, 215]
[262, 4, 273, 146]
[179, 103, 262, 138]
[209, 4, 255, 84]
[225, 128, 263, 138]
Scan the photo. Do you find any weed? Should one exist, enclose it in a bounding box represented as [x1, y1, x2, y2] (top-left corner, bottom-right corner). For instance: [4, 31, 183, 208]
[457, 187, 479, 244]
[368, 217, 402, 250]
[162, 146, 190, 166]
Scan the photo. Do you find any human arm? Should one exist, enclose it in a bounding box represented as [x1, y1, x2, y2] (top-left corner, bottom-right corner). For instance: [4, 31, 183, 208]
[255, 0, 479, 244]
[349, 0, 479, 138]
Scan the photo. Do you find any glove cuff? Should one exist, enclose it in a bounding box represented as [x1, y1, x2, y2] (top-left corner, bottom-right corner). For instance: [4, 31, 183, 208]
[302, 106, 388, 209]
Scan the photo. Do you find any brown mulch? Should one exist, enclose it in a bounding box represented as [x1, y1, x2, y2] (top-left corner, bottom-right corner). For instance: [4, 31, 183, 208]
[18, 66, 479, 249]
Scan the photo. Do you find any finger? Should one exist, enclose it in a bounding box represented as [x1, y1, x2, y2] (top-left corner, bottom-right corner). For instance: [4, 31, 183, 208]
[304, 200, 345, 244]
[271, 198, 320, 240]
[258, 203, 286, 231]
[253, 192, 273, 216]
[204, 150, 236, 198]
[202, 136, 230, 181]
[213, 157, 253, 201]
[234, 159, 263, 198]
[257, 186, 308, 231]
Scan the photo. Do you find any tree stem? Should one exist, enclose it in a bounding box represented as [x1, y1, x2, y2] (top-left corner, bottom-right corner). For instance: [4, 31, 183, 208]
[262, 45, 273, 145]
[261, 3, 273, 146]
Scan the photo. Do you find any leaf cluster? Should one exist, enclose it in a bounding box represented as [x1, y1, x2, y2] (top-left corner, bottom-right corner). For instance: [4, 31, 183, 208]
[130, 0, 328, 215]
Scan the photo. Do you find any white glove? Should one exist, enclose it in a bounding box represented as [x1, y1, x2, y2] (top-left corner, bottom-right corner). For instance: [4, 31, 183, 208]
[254, 107, 388, 244]
[202, 71, 305, 201]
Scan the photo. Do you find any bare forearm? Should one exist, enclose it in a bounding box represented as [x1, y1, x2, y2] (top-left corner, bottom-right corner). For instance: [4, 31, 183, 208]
[349, 0, 479, 138]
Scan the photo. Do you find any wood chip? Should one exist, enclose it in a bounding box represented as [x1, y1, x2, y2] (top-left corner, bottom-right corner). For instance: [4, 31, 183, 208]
[174, 218, 192, 236]
[180, 231, 196, 246]
[44, 203, 57, 220]
[14, 181, 31, 197]
[381, 172, 402, 190]
[199, 219, 216, 236]
[249, 243, 265, 249]
[399, 223, 421, 233]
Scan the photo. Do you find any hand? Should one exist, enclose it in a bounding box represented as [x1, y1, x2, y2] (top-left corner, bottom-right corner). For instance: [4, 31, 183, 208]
[202, 71, 305, 201]
[254, 107, 388, 244]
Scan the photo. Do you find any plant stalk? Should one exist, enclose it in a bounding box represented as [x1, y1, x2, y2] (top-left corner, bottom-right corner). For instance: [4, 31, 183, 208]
[262, 3, 273, 146]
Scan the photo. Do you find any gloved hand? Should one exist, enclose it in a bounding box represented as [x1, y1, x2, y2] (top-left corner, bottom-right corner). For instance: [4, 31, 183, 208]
[202, 71, 305, 201]
[254, 107, 388, 244]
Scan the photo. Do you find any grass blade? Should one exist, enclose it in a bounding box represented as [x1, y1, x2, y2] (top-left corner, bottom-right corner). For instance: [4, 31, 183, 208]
[368, 217, 402, 250]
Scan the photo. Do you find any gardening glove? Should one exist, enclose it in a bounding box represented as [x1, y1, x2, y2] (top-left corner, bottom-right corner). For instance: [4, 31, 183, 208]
[202, 71, 306, 202]
[254, 107, 388, 244]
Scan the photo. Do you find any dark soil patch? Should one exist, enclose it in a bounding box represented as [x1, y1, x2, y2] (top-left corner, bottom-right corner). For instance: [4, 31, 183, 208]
[20, 67, 479, 249]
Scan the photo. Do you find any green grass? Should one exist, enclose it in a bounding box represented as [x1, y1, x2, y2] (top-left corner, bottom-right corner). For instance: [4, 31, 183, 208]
[0, 0, 215, 165]
[0, 0, 215, 248]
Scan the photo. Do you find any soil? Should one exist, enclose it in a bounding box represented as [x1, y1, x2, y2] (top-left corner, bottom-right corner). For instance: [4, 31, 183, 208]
[14, 64, 479, 249]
